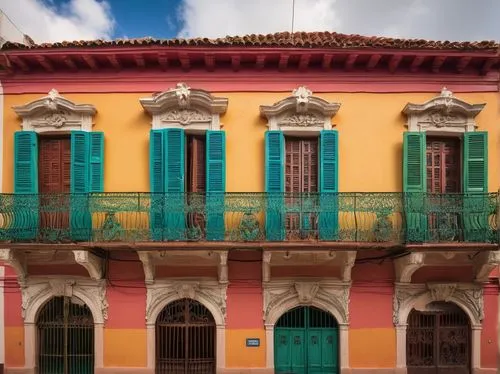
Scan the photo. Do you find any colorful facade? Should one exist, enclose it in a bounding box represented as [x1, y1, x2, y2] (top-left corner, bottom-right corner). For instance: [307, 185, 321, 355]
[0, 32, 499, 374]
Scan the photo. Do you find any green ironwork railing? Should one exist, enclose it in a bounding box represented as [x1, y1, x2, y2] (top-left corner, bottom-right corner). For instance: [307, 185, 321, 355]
[0, 192, 496, 244]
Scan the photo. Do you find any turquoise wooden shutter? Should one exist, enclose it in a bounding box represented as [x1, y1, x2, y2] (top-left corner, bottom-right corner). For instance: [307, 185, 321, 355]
[13, 131, 39, 240]
[164, 128, 185, 240]
[70, 131, 91, 241]
[403, 132, 427, 242]
[89, 132, 104, 192]
[319, 130, 338, 240]
[206, 130, 225, 240]
[150, 129, 165, 240]
[463, 131, 489, 241]
[265, 131, 285, 241]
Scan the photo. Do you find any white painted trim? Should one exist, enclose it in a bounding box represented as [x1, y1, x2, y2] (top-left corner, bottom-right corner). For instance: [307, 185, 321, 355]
[402, 87, 485, 134]
[13, 89, 96, 133]
[260, 86, 340, 135]
[140, 83, 228, 131]
[0, 265, 4, 365]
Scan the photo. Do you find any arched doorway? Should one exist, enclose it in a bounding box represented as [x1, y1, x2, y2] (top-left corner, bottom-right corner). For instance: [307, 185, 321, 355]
[155, 298, 216, 374]
[37, 296, 94, 374]
[407, 302, 471, 374]
[274, 306, 339, 374]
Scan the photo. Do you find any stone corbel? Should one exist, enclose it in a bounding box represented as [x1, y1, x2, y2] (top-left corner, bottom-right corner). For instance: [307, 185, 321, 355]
[394, 252, 426, 283]
[73, 250, 103, 280]
[217, 251, 228, 284]
[0, 248, 27, 282]
[138, 251, 155, 284]
[263, 252, 272, 282]
[341, 251, 357, 282]
[473, 251, 500, 282]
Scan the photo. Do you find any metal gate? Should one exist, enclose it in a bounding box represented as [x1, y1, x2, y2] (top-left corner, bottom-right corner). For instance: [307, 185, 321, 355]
[407, 303, 470, 374]
[155, 298, 216, 374]
[274, 306, 338, 374]
[37, 296, 94, 374]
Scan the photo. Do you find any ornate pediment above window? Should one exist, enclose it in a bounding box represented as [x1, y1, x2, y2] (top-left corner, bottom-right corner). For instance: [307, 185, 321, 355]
[260, 86, 341, 134]
[140, 82, 228, 131]
[402, 87, 486, 133]
[12, 88, 96, 133]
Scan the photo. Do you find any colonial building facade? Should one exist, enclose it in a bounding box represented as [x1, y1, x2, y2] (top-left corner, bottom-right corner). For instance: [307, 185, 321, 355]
[0, 32, 499, 374]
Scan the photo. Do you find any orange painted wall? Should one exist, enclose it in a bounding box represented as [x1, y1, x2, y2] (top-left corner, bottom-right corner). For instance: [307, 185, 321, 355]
[4, 266, 24, 367]
[481, 286, 498, 368]
[3, 92, 500, 193]
[103, 329, 147, 367]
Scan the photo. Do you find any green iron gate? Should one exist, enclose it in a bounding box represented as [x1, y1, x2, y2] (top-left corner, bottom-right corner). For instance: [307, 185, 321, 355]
[37, 296, 94, 374]
[275, 306, 338, 374]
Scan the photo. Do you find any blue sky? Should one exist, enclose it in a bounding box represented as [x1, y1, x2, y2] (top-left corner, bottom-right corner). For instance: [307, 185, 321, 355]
[0, 0, 498, 44]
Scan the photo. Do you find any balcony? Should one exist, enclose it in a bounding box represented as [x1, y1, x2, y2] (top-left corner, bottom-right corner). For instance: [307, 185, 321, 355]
[0, 192, 497, 246]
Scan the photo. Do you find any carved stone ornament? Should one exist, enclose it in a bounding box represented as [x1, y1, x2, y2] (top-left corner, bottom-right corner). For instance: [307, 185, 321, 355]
[21, 277, 108, 324]
[145, 279, 227, 325]
[73, 250, 103, 280]
[13, 89, 96, 133]
[402, 87, 485, 133]
[393, 282, 483, 327]
[263, 279, 350, 325]
[140, 83, 228, 131]
[260, 86, 341, 133]
[0, 248, 26, 281]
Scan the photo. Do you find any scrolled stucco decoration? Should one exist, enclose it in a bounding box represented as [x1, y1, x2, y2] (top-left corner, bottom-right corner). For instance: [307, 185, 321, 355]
[73, 250, 103, 280]
[264, 279, 350, 325]
[402, 87, 486, 133]
[0, 248, 26, 281]
[13, 89, 96, 133]
[260, 86, 341, 134]
[145, 279, 227, 326]
[393, 282, 483, 327]
[394, 252, 426, 283]
[140, 83, 228, 131]
[21, 277, 108, 324]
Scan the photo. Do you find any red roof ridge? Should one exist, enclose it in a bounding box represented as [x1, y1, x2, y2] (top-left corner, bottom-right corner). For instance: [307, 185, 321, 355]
[1, 31, 498, 51]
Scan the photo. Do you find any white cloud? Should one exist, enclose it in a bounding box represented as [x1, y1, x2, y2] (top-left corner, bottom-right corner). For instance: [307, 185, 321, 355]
[177, 0, 341, 38]
[0, 0, 115, 43]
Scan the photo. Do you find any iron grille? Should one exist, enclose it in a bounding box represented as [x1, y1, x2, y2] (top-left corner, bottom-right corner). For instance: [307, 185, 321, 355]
[407, 303, 470, 374]
[155, 299, 215, 374]
[276, 306, 338, 329]
[37, 296, 94, 374]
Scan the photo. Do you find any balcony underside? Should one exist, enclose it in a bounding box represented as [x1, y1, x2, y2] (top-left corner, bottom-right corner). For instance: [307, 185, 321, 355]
[0, 192, 497, 246]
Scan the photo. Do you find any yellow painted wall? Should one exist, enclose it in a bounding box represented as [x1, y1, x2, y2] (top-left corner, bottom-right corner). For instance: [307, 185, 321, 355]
[349, 328, 396, 368]
[225, 329, 266, 368]
[3, 92, 499, 192]
[103, 329, 147, 367]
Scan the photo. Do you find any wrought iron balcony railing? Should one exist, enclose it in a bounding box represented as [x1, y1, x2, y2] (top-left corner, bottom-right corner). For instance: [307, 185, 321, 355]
[0, 192, 497, 245]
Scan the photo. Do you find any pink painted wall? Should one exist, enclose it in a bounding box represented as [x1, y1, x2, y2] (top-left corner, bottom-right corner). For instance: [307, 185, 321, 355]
[412, 266, 475, 283]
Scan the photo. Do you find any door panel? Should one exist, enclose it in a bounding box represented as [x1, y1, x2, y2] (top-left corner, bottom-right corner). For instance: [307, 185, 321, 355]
[275, 307, 338, 374]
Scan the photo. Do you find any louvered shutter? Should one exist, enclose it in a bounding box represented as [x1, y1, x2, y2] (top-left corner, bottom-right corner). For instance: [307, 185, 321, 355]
[319, 130, 338, 240]
[206, 131, 225, 240]
[70, 131, 91, 240]
[13, 131, 39, 239]
[463, 131, 489, 241]
[403, 131, 427, 242]
[164, 128, 185, 240]
[149, 129, 165, 240]
[89, 132, 104, 192]
[265, 131, 285, 240]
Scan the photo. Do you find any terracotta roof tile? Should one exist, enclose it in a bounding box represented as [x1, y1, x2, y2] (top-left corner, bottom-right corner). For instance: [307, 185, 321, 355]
[2, 31, 498, 51]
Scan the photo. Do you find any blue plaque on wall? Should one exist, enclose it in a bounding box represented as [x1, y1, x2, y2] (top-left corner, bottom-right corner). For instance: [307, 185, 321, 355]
[246, 338, 260, 347]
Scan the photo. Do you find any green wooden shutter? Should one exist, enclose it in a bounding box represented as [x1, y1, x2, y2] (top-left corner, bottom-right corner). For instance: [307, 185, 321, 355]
[403, 131, 427, 242]
[463, 131, 489, 241]
[70, 131, 91, 241]
[319, 130, 338, 240]
[149, 129, 165, 240]
[206, 130, 225, 240]
[265, 131, 285, 241]
[13, 131, 39, 240]
[89, 132, 104, 192]
[164, 128, 185, 240]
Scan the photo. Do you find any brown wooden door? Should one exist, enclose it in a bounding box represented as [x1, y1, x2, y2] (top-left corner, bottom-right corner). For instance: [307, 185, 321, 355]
[426, 138, 461, 194]
[407, 305, 470, 374]
[285, 138, 318, 239]
[186, 135, 206, 239]
[38, 136, 71, 231]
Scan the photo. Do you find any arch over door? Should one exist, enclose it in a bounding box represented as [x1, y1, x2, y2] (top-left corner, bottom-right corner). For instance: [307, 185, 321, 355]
[407, 303, 471, 374]
[274, 306, 339, 374]
[37, 296, 94, 374]
[155, 298, 216, 374]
